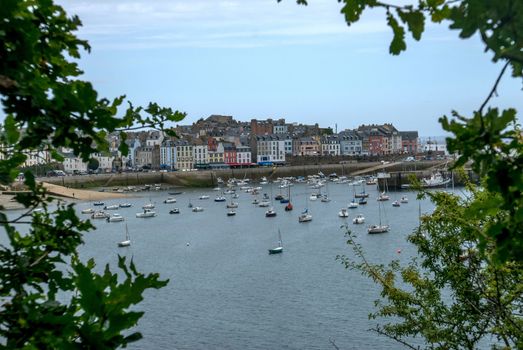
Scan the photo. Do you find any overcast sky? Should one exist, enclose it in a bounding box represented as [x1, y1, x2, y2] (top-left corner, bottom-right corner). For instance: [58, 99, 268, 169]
[57, 0, 522, 136]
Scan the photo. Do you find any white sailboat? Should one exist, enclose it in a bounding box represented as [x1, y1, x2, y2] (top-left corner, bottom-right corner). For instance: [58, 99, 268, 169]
[368, 200, 389, 234]
[118, 224, 131, 247]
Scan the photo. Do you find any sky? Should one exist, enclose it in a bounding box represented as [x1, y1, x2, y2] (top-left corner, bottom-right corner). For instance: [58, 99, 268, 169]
[56, 0, 523, 136]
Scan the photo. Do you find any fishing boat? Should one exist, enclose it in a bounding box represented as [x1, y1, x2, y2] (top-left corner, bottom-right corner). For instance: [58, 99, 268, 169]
[366, 177, 377, 185]
[164, 197, 177, 204]
[199, 195, 210, 200]
[104, 204, 119, 210]
[192, 206, 204, 212]
[91, 210, 108, 219]
[377, 192, 390, 201]
[168, 191, 183, 195]
[400, 196, 409, 203]
[107, 213, 124, 222]
[119, 203, 132, 208]
[401, 172, 451, 189]
[136, 209, 156, 218]
[118, 224, 131, 247]
[392, 200, 401, 207]
[81, 208, 94, 214]
[169, 208, 180, 214]
[214, 196, 226, 202]
[93, 201, 104, 206]
[353, 213, 365, 224]
[268, 229, 283, 254]
[338, 208, 349, 218]
[227, 210, 236, 216]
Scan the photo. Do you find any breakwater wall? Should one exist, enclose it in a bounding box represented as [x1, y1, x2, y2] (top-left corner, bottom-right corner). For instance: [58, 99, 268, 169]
[40, 161, 451, 189]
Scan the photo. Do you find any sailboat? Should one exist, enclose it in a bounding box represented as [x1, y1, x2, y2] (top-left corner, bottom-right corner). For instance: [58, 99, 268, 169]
[354, 182, 369, 198]
[348, 184, 359, 208]
[118, 224, 131, 247]
[284, 185, 293, 211]
[268, 229, 283, 254]
[321, 180, 331, 202]
[265, 183, 277, 217]
[298, 190, 312, 222]
[368, 200, 389, 234]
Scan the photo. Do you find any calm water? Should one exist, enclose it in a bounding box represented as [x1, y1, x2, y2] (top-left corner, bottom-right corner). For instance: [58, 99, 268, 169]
[74, 182, 436, 350]
[5, 182, 437, 349]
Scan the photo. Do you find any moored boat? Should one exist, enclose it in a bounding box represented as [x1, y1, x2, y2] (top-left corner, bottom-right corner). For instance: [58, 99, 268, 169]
[107, 213, 124, 222]
[136, 209, 156, 218]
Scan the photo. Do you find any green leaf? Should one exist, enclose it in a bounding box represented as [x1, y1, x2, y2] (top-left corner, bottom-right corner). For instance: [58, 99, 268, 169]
[397, 9, 425, 41]
[387, 13, 406, 55]
[4, 115, 20, 145]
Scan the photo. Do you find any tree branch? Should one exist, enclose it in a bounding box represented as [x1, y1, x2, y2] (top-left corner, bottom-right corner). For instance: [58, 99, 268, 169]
[479, 61, 510, 115]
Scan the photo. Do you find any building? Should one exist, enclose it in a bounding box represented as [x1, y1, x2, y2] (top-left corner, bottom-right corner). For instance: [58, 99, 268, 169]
[294, 137, 320, 156]
[320, 135, 341, 156]
[256, 135, 285, 164]
[339, 130, 363, 156]
[62, 153, 88, 173]
[236, 145, 252, 165]
[399, 131, 419, 154]
[134, 146, 153, 169]
[175, 141, 194, 171]
[192, 142, 209, 169]
[160, 140, 177, 170]
[223, 143, 237, 165]
[93, 152, 115, 172]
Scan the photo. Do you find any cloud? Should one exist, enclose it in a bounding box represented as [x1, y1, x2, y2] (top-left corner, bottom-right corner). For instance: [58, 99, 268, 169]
[57, 0, 391, 49]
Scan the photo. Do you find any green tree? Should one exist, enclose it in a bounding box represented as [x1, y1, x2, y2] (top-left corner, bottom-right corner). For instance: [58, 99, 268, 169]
[0, 0, 185, 347]
[280, 0, 522, 348]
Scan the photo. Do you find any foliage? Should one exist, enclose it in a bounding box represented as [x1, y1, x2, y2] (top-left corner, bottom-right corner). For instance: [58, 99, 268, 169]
[338, 186, 523, 349]
[0, 0, 181, 347]
[87, 158, 100, 171]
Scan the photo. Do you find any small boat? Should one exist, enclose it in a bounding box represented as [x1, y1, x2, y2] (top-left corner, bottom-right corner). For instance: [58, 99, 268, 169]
[81, 208, 94, 214]
[320, 196, 331, 202]
[400, 196, 409, 203]
[192, 206, 204, 212]
[263, 193, 270, 200]
[268, 229, 283, 254]
[348, 200, 359, 209]
[354, 192, 370, 198]
[274, 194, 284, 200]
[214, 196, 226, 202]
[136, 209, 156, 218]
[377, 192, 390, 201]
[213, 187, 221, 191]
[299, 212, 313, 222]
[227, 202, 239, 208]
[358, 198, 367, 205]
[169, 191, 183, 195]
[119, 203, 132, 208]
[252, 198, 260, 205]
[227, 210, 236, 216]
[169, 208, 180, 214]
[188, 202, 193, 208]
[353, 214, 365, 224]
[368, 224, 390, 234]
[280, 198, 289, 204]
[285, 202, 293, 211]
[338, 208, 349, 218]
[93, 201, 104, 206]
[107, 213, 124, 222]
[164, 197, 177, 204]
[199, 195, 210, 200]
[258, 200, 270, 207]
[232, 193, 240, 199]
[265, 208, 277, 217]
[309, 194, 318, 201]
[91, 210, 108, 219]
[392, 200, 401, 207]
[118, 224, 131, 247]
[142, 203, 155, 209]
[366, 178, 377, 185]
[104, 204, 119, 210]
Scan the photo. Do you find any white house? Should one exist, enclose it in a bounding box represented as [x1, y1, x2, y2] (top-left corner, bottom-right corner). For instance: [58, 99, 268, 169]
[236, 145, 252, 164]
[256, 135, 285, 164]
[175, 141, 194, 171]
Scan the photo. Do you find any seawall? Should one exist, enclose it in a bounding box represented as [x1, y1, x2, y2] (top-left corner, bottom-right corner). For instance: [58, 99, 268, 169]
[40, 161, 451, 189]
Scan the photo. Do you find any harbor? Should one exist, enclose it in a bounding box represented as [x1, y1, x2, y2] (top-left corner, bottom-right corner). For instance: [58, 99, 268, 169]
[8, 175, 448, 349]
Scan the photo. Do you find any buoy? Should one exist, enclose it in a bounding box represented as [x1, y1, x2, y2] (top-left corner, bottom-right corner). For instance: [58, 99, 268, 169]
[397, 249, 401, 254]
[186, 242, 190, 246]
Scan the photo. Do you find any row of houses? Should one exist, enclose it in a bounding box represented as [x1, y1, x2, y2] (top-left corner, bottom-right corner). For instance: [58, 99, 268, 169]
[4, 116, 442, 173]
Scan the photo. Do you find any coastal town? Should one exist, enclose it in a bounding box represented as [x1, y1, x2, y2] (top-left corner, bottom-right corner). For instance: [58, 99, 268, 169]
[14, 115, 448, 175]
